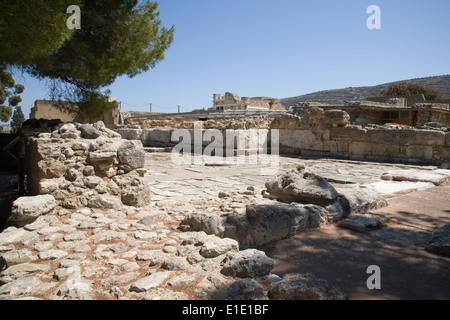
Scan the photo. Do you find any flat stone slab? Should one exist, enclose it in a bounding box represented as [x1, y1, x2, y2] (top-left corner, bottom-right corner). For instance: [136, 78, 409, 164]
[338, 213, 389, 233]
[337, 188, 388, 215]
[425, 224, 450, 257]
[129, 272, 171, 292]
[381, 169, 449, 186]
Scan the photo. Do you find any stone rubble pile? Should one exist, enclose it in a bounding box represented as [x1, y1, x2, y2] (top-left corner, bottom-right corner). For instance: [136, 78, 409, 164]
[18, 121, 151, 227]
[181, 163, 389, 249]
[0, 201, 347, 300]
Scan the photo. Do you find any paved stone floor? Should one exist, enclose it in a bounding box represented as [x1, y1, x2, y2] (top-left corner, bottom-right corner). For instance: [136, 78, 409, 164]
[1, 152, 449, 300]
[144, 153, 450, 300]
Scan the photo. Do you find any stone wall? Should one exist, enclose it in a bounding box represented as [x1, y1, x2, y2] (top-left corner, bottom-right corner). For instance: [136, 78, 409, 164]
[24, 121, 151, 211]
[30, 100, 120, 128]
[115, 108, 449, 166]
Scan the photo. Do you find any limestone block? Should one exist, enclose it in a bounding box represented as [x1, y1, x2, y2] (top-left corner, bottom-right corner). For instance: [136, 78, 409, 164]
[330, 140, 349, 154]
[279, 129, 297, 149]
[142, 129, 172, 144]
[349, 142, 372, 156]
[297, 129, 330, 151]
[245, 202, 328, 247]
[330, 126, 367, 142]
[38, 180, 60, 194]
[425, 224, 450, 256]
[79, 124, 101, 139]
[121, 184, 151, 207]
[440, 147, 450, 162]
[386, 144, 401, 157]
[269, 273, 348, 300]
[413, 130, 445, 146]
[406, 145, 433, 160]
[88, 194, 122, 209]
[323, 110, 350, 127]
[265, 165, 339, 206]
[180, 212, 226, 237]
[200, 237, 239, 258]
[221, 249, 274, 278]
[115, 129, 143, 141]
[117, 140, 145, 171]
[367, 129, 416, 145]
[37, 159, 67, 179]
[8, 195, 58, 227]
[371, 144, 387, 157]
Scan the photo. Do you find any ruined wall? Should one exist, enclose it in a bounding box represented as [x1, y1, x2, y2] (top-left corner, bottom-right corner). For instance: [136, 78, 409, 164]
[416, 109, 450, 127]
[277, 126, 449, 164]
[30, 100, 120, 128]
[30, 101, 77, 123]
[24, 121, 151, 210]
[115, 109, 449, 165]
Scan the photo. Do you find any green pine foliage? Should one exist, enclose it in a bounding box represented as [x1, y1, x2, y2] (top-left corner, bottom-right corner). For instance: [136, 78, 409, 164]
[1, 0, 174, 120]
[380, 82, 441, 101]
[0, 69, 24, 122]
[11, 106, 25, 133]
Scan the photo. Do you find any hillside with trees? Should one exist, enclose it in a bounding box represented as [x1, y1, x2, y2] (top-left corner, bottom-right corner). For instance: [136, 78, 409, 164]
[280, 74, 450, 108]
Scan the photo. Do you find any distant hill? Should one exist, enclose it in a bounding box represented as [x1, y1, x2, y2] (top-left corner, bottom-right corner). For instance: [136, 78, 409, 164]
[280, 74, 450, 107]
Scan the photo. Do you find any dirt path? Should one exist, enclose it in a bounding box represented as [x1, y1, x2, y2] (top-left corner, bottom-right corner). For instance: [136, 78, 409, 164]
[261, 185, 450, 300]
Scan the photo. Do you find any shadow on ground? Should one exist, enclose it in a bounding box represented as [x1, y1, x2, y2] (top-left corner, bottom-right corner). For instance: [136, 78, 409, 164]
[261, 222, 450, 300]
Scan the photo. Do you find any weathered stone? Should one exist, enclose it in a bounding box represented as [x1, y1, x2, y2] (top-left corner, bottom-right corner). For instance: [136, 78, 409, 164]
[221, 249, 274, 278]
[91, 230, 128, 243]
[63, 196, 88, 209]
[0, 263, 49, 284]
[0, 277, 43, 297]
[117, 140, 146, 171]
[65, 168, 80, 181]
[167, 273, 200, 288]
[161, 257, 190, 271]
[338, 213, 389, 233]
[425, 224, 450, 257]
[129, 272, 171, 293]
[82, 165, 95, 176]
[83, 176, 103, 188]
[38, 249, 68, 260]
[323, 110, 350, 128]
[200, 237, 239, 258]
[24, 219, 49, 231]
[38, 180, 59, 194]
[135, 250, 166, 266]
[79, 124, 101, 139]
[269, 273, 348, 300]
[337, 188, 388, 215]
[8, 195, 58, 227]
[32, 241, 54, 252]
[381, 169, 449, 186]
[88, 194, 122, 209]
[138, 217, 155, 225]
[121, 184, 151, 207]
[324, 201, 345, 222]
[57, 278, 94, 300]
[37, 159, 67, 179]
[1, 249, 36, 266]
[244, 203, 328, 247]
[265, 166, 339, 206]
[227, 279, 268, 300]
[63, 231, 87, 242]
[180, 212, 226, 237]
[0, 228, 30, 246]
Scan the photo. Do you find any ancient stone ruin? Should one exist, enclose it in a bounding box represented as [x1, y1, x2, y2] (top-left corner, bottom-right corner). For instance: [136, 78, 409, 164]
[0, 103, 449, 300]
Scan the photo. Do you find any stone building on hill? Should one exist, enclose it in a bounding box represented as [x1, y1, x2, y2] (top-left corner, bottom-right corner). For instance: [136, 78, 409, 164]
[210, 92, 286, 111]
[294, 95, 450, 128]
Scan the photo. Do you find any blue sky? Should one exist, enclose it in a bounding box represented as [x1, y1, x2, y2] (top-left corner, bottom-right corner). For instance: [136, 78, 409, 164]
[9, 0, 450, 121]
